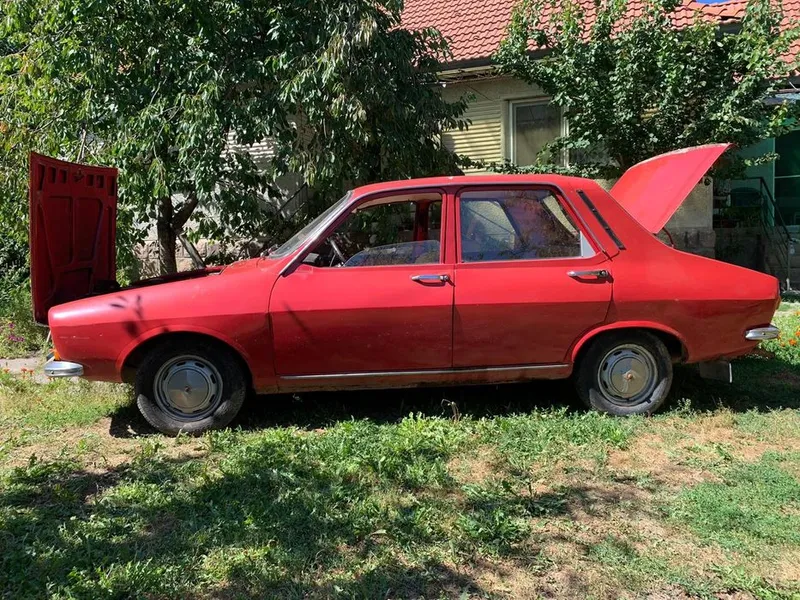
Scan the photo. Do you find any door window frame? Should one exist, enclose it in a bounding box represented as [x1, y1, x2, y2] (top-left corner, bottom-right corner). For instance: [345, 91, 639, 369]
[293, 187, 452, 271]
[453, 184, 604, 266]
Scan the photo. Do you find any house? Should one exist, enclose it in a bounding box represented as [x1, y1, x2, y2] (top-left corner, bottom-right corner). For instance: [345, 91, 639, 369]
[402, 0, 800, 286]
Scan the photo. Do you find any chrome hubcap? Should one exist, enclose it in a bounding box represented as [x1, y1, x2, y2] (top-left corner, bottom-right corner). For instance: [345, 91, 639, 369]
[597, 344, 658, 406]
[153, 355, 223, 421]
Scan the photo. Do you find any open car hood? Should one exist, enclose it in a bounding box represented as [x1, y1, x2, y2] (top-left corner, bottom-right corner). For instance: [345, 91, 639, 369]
[610, 143, 731, 234]
[29, 153, 118, 324]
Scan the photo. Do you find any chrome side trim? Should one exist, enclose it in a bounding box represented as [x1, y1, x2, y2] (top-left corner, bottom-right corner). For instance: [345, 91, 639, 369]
[280, 363, 569, 380]
[745, 325, 780, 341]
[44, 359, 84, 377]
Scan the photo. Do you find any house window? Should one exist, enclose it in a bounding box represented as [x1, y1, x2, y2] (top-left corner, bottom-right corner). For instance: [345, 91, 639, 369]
[775, 130, 800, 225]
[510, 101, 563, 166]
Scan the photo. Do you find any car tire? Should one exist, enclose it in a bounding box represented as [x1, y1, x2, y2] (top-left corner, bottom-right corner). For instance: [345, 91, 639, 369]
[575, 331, 672, 416]
[135, 339, 248, 436]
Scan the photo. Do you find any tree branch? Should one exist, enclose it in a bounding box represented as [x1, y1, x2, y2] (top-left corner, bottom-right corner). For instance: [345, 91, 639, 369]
[171, 191, 198, 233]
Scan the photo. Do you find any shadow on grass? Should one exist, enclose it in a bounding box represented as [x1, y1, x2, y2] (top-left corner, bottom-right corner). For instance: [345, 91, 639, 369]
[108, 379, 578, 438]
[239, 378, 575, 431]
[6, 361, 799, 597]
[669, 355, 800, 413]
[8, 434, 782, 598]
[0, 424, 519, 598]
[107, 354, 800, 438]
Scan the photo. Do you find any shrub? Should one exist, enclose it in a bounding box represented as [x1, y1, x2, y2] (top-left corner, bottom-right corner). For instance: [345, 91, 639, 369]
[759, 309, 800, 365]
[0, 237, 45, 358]
[0, 286, 47, 359]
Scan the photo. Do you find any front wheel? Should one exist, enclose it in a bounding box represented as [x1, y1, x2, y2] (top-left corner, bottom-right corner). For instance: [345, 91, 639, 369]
[135, 340, 248, 435]
[575, 331, 673, 416]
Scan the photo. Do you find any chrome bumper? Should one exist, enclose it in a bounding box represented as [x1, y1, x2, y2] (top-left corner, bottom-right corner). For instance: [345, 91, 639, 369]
[44, 358, 84, 377]
[745, 325, 780, 341]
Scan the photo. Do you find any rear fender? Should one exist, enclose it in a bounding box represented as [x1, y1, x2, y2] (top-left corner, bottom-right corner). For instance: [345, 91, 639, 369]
[569, 321, 689, 364]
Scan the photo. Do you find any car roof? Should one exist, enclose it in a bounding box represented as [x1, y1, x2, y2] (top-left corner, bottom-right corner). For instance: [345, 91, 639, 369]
[350, 174, 593, 198]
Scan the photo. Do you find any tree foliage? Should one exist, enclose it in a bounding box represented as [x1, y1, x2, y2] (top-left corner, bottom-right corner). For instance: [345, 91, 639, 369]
[495, 0, 800, 172]
[1, 0, 467, 274]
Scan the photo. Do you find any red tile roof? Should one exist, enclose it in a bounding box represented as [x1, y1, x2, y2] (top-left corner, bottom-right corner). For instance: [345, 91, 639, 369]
[401, 0, 800, 65]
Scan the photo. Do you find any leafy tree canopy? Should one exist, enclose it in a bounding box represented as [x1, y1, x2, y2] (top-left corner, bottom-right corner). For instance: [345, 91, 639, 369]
[1, 0, 468, 274]
[494, 0, 800, 173]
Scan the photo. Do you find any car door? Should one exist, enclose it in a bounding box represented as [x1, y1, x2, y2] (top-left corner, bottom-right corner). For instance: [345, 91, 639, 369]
[453, 186, 613, 367]
[269, 190, 454, 377]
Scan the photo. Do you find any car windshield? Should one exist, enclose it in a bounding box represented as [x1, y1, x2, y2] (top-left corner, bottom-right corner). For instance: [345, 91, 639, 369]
[268, 191, 352, 258]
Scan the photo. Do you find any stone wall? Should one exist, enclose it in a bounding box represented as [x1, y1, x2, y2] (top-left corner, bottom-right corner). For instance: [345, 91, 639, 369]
[714, 227, 766, 272]
[134, 239, 228, 277]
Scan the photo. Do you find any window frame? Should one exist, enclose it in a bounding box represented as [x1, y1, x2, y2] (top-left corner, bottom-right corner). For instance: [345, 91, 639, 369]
[454, 185, 601, 266]
[304, 188, 448, 269]
[508, 99, 567, 167]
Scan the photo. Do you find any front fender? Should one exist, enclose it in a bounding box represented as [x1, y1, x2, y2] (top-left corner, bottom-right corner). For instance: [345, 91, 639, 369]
[114, 324, 257, 377]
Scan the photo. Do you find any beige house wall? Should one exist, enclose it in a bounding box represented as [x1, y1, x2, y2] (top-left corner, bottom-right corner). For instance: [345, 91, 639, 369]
[441, 76, 548, 171]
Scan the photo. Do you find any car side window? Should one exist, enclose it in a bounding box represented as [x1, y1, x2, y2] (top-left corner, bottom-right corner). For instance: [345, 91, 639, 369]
[459, 189, 594, 263]
[309, 197, 442, 267]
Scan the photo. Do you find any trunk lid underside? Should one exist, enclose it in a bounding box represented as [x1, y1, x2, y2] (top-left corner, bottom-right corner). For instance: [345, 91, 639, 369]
[610, 143, 731, 234]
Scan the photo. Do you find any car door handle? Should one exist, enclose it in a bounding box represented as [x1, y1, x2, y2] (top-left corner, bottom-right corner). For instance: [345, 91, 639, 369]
[411, 274, 451, 284]
[567, 269, 610, 279]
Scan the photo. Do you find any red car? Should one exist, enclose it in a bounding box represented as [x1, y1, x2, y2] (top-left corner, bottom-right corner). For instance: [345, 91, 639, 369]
[32, 144, 780, 435]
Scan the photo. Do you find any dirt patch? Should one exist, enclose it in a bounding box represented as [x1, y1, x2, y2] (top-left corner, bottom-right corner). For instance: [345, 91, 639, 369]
[457, 556, 541, 599]
[1, 417, 208, 473]
[608, 412, 800, 490]
[447, 448, 501, 486]
[771, 548, 800, 584]
[608, 431, 716, 488]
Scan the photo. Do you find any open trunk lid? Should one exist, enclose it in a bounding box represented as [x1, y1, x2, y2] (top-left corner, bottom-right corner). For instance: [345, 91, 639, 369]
[29, 153, 118, 324]
[610, 143, 731, 234]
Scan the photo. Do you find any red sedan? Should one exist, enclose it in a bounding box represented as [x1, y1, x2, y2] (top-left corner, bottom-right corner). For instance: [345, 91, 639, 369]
[32, 144, 780, 435]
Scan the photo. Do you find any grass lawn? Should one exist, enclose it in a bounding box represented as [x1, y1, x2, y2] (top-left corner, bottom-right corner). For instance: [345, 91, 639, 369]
[1, 309, 799, 599]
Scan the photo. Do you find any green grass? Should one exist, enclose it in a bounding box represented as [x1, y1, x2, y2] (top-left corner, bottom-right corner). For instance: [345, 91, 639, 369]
[0, 409, 644, 598]
[0, 371, 130, 430]
[0, 287, 48, 359]
[670, 452, 800, 553]
[762, 307, 800, 365]
[0, 306, 798, 598]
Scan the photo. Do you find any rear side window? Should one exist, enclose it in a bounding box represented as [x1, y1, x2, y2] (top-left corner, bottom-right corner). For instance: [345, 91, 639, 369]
[459, 189, 594, 262]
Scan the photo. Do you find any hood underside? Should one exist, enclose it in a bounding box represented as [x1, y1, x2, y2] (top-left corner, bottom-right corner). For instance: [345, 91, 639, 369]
[29, 153, 119, 324]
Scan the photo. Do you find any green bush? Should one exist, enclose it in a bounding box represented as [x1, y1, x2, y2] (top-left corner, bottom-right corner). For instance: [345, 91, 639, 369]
[0, 285, 47, 359]
[0, 237, 45, 359]
[760, 309, 800, 365]
[0, 235, 28, 293]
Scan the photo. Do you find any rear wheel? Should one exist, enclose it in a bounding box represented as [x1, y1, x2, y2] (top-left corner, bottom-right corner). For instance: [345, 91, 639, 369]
[575, 331, 672, 416]
[135, 340, 247, 435]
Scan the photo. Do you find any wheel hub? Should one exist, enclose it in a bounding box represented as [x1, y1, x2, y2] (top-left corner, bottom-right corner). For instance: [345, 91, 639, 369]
[597, 344, 657, 405]
[153, 356, 223, 421]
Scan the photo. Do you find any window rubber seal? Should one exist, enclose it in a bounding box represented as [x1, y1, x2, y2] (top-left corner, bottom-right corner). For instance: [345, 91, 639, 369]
[576, 189, 626, 250]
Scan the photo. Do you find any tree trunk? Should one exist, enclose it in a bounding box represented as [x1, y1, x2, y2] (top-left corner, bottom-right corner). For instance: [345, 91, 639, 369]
[155, 192, 199, 275]
[157, 197, 178, 275]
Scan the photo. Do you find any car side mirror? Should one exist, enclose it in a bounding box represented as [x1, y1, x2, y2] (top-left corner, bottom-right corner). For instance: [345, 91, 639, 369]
[302, 252, 319, 265]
